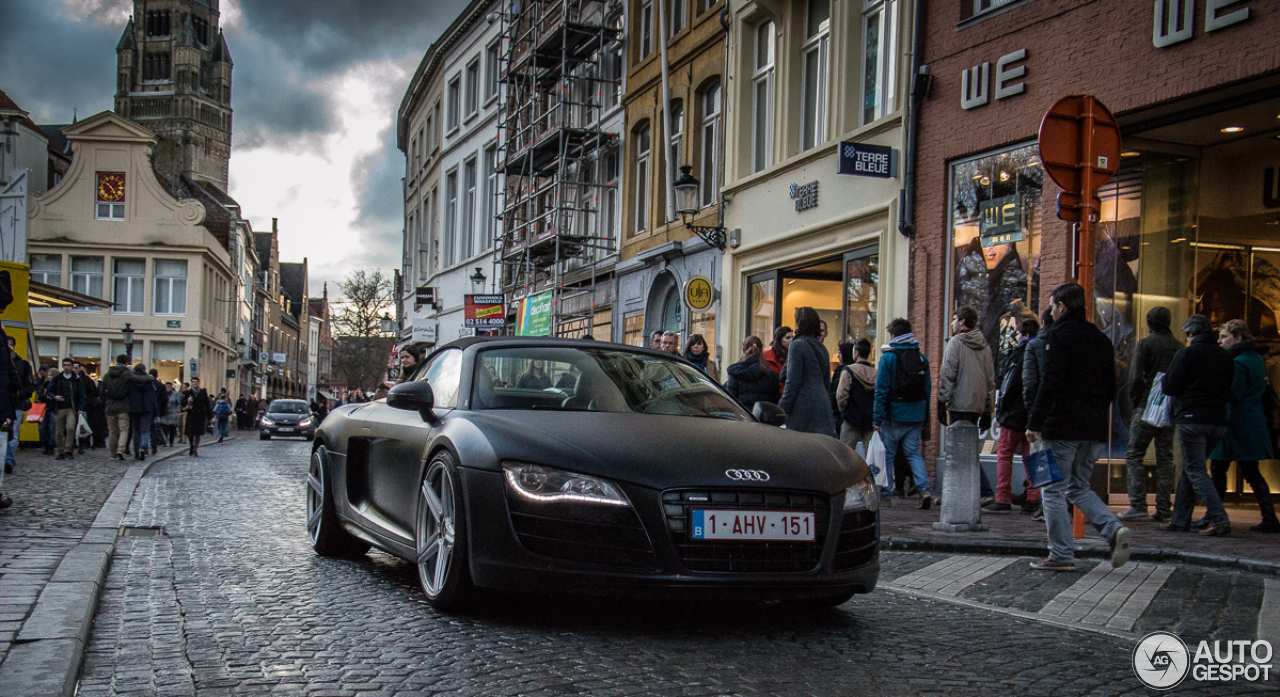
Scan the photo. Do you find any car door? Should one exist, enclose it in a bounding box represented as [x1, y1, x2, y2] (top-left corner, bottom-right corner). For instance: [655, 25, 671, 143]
[361, 348, 464, 538]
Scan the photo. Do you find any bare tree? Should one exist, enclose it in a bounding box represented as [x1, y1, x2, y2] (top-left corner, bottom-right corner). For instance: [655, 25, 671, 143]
[331, 270, 396, 392]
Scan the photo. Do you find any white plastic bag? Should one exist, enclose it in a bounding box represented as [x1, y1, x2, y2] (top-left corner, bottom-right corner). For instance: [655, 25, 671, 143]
[867, 431, 888, 490]
[76, 413, 92, 439]
[1141, 372, 1173, 428]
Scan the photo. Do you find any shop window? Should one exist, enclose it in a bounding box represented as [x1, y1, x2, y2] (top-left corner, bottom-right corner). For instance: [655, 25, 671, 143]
[748, 273, 777, 349]
[752, 21, 775, 174]
[152, 342, 185, 384]
[68, 341, 102, 379]
[112, 258, 146, 314]
[154, 259, 187, 315]
[843, 247, 879, 346]
[801, 0, 830, 151]
[624, 312, 645, 347]
[862, 0, 899, 125]
[36, 338, 59, 370]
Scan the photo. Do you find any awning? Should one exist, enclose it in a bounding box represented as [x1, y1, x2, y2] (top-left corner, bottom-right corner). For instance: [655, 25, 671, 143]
[28, 281, 114, 309]
[317, 390, 335, 401]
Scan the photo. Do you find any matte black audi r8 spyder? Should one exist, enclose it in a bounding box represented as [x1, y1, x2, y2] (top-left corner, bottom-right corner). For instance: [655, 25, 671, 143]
[307, 337, 879, 610]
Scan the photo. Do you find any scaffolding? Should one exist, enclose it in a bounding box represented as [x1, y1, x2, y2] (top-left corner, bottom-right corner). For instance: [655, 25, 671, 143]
[496, 0, 621, 337]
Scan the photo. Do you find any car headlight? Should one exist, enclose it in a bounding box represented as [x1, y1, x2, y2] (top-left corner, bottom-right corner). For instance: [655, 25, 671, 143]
[260, 417, 275, 426]
[298, 417, 312, 427]
[502, 462, 631, 507]
[843, 475, 879, 513]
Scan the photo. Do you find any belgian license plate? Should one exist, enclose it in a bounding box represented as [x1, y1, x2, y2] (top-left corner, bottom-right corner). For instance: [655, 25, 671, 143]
[690, 510, 816, 541]
[279, 427, 294, 432]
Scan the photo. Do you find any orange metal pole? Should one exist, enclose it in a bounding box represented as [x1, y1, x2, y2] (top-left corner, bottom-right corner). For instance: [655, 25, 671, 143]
[1072, 97, 1097, 540]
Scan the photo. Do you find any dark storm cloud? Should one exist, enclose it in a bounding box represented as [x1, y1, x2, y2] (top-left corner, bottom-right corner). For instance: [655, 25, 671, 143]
[354, 139, 405, 230]
[0, 1, 119, 122]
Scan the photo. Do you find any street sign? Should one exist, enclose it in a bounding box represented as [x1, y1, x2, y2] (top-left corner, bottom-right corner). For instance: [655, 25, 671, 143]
[837, 142, 896, 178]
[465, 294, 506, 328]
[683, 275, 715, 312]
[1038, 95, 1121, 196]
[1055, 192, 1103, 224]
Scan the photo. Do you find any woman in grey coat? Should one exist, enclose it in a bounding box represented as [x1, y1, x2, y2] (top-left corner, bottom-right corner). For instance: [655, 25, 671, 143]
[778, 307, 835, 437]
[159, 382, 182, 446]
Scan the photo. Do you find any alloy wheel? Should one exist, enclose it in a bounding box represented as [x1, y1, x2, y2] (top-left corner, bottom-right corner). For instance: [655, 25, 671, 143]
[416, 461, 456, 598]
[306, 450, 325, 545]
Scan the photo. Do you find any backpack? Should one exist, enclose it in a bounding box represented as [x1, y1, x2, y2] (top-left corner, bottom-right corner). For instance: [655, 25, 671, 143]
[103, 373, 130, 401]
[839, 364, 875, 429]
[889, 349, 928, 403]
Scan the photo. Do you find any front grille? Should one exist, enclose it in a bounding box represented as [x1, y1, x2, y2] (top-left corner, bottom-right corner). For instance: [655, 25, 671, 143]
[832, 510, 877, 570]
[662, 489, 831, 573]
[506, 486, 657, 570]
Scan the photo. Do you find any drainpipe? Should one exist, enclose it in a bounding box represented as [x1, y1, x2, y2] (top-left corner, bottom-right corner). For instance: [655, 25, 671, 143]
[897, 0, 930, 238]
[716, 6, 730, 232]
[657, 0, 675, 224]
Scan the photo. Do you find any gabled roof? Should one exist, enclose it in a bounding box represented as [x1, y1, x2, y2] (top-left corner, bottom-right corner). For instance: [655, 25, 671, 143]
[253, 231, 275, 271]
[116, 17, 135, 51]
[280, 262, 308, 319]
[39, 125, 72, 154]
[0, 88, 46, 137]
[61, 110, 157, 144]
[212, 30, 233, 65]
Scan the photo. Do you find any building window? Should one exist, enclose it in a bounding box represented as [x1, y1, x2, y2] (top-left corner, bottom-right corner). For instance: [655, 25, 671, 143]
[485, 42, 500, 102]
[112, 259, 145, 314]
[640, 1, 654, 60]
[462, 157, 478, 260]
[669, 0, 686, 34]
[145, 10, 171, 37]
[466, 58, 480, 117]
[484, 145, 499, 252]
[752, 21, 775, 173]
[143, 52, 171, 81]
[668, 100, 683, 221]
[96, 172, 125, 220]
[30, 254, 61, 286]
[70, 256, 105, 311]
[445, 171, 458, 266]
[603, 148, 619, 252]
[447, 76, 461, 131]
[607, 21, 624, 106]
[634, 123, 650, 235]
[862, 0, 899, 124]
[425, 111, 434, 154]
[700, 80, 721, 208]
[154, 259, 187, 315]
[801, 0, 831, 151]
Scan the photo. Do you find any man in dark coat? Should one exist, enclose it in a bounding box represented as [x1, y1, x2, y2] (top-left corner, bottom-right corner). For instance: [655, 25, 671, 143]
[1026, 282, 1129, 572]
[989, 314, 1040, 514]
[235, 396, 248, 430]
[149, 368, 168, 454]
[101, 355, 137, 459]
[45, 358, 85, 460]
[185, 377, 213, 456]
[5, 334, 33, 474]
[72, 362, 97, 454]
[127, 363, 157, 461]
[1120, 306, 1184, 522]
[1161, 314, 1235, 536]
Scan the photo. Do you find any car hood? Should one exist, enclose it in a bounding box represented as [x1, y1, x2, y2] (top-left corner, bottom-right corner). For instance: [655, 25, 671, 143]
[458, 411, 867, 494]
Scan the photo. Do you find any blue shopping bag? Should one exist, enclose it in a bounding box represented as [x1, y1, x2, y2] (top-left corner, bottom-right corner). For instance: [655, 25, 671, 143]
[1026, 441, 1063, 488]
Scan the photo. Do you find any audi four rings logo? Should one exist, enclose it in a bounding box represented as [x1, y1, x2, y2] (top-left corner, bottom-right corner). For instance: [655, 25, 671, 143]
[725, 469, 770, 481]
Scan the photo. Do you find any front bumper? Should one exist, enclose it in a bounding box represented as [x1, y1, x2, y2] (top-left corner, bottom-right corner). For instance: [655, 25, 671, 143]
[260, 424, 314, 438]
[461, 468, 879, 600]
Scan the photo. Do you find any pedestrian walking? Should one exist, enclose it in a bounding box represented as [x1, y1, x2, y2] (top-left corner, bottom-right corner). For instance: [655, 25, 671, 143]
[0, 334, 17, 509]
[213, 394, 232, 442]
[835, 339, 876, 453]
[988, 314, 1042, 514]
[34, 366, 55, 456]
[44, 358, 85, 460]
[1207, 320, 1278, 533]
[148, 368, 167, 453]
[127, 363, 156, 461]
[683, 333, 720, 382]
[724, 335, 780, 413]
[1120, 306, 1183, 523]
[159, 381, 180, 445]
[763, 326, 792, 382]
[5, 333, 34, 475]
[100, 356, 134, 459]
[778, 307, 836, 437]
[71, 362, 96, 454]
[1026, 282, 1130, 571]
[184, 377, 212, 456]
[873, 318, 934, 507]
[1019, 307, 1055, 522]
[177, 382, 192, 443]
[234, 395, 248, 430]
[938, 305, 997, 507]
[1160, 314, 1235, 536]
[660, 331, 680, 354]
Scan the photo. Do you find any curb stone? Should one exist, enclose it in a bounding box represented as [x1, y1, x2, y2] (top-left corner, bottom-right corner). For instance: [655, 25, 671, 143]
[0, 436, 239, 697]
[882, 535, 1280, 577]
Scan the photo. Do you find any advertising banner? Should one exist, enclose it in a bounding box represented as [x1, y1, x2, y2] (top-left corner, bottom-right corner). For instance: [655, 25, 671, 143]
[465, 294, 506, 328]
[516, 291, 553, 336]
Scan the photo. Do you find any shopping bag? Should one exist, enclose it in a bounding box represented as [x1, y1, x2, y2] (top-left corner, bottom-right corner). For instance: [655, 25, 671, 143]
[1025, 440, 1063, 488]
[867, 431, 888, 490]
[76, 413, 92, 439]
[1140, 372, 1173, 428]
[25, 403, 47, 422]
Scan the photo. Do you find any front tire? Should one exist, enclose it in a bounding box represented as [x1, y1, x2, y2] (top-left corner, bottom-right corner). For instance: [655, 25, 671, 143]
[307, 445, 369, 558]
[415, 451, 474, 610]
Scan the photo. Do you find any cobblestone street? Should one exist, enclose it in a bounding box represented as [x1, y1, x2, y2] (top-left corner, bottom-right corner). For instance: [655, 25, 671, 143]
[67, 439, 1275, 696]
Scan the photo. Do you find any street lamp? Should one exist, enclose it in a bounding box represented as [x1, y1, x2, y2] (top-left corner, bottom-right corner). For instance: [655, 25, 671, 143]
[379, 313, 396, 335]
[672, 165, 726, 250]
[121, 323, 135, 361]
[470, 267, 487, 294]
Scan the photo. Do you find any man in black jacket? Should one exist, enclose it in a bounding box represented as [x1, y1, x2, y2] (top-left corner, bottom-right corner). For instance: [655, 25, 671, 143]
[1161, 314, 1235, 536]
[45, 358, 85, 460]
[1026, 283, 1129, 571]
[5, 334, 33, 474]
[988, 314, 1040, 514]
[1120, 306, 1184, 522]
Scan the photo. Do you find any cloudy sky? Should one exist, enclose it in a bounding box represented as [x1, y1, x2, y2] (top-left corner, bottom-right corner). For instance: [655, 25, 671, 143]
[0, 0, 468, 296]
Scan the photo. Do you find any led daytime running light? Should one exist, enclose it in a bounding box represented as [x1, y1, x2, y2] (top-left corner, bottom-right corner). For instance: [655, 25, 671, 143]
[502, 462, 630, 507]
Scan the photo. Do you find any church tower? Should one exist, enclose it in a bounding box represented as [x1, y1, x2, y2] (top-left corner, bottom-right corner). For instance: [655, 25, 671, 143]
[114, 0, 233, 190]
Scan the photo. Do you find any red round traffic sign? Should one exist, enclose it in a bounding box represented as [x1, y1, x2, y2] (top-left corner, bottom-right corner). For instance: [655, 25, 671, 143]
[1038, 95, 1121, 195]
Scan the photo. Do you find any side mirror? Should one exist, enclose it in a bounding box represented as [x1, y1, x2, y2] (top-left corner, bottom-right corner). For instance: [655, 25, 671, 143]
[388, 381, 437, 423]
[753, 401, 787, 427]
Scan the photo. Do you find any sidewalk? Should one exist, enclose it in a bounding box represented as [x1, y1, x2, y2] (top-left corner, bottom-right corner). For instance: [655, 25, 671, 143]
[0, 433, 239, 697]
[879, 494, 1280, 575]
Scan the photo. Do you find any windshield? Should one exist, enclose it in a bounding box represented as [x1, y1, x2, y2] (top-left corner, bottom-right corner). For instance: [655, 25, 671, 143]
[472, 346, 751, 421]
[268, 401, 308, 414]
